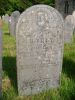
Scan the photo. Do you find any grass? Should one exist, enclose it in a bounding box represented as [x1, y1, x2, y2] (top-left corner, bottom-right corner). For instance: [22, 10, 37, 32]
[1, 22, 75, 100]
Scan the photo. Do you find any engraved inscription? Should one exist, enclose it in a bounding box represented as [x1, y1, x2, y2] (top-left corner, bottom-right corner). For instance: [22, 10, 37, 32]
[16, 5, 64, 95]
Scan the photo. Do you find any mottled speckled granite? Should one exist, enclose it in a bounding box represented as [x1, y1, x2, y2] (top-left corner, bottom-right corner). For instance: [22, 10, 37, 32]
[16, 5, 64, 96]
[9, 11, 20, 36]
[64, 15, 75, 43]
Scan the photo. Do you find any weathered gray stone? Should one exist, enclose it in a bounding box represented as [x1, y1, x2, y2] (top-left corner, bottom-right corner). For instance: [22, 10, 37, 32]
[0, 17, 1, 20]
[4, 14, 9, 24]
[64, 15, 75, 43]
[72, 11, 75, 19]
[16, 5, 64, 95]
[9, 11, 20, 36]
[72, 11, 75, 25]
[72, 11, 75, 34]
[2, 15, 5, 21]
[8, 17, 13, 35]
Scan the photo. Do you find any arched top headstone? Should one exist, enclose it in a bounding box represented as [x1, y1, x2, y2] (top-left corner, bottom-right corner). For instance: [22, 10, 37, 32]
[2, 15, 4, 21]
[9, 11, 20, 36]
[11, 11, 20, 19]
[72, 11, 75, 25]
[4, 14, 9, 24]
[16, 5, 64, 95]
[0, 19, 3, 28]
[72, 11, 75, 17]
[65, 15, 75, 26]
[17, 5, 63, 29]
[5, 14, 9, 17]
[64, 15, 74, 43]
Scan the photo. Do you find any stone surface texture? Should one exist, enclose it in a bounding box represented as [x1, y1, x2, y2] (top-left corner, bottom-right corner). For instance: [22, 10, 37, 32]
[9, 11, 20, 36]
[4, 14, 9, 24]
[64, 15, 75, 43]
[72, 11, 75, 34]
[16, 5, 64, 95]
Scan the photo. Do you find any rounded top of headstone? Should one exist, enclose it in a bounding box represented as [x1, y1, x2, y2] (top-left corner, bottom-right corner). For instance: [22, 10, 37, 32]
[65, 15, 75, 27]
[11, 11, 20, 18]
[65, 15, 74, 20]
[72, 11, 75, 18]
[17, 5, 64, 32]
[0, 19, 3, 28]
[0, 16, 1, 20]
[5, 14, 9, 16]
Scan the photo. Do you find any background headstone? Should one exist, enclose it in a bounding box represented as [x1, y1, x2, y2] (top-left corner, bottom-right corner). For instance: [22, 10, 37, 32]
[9, 11, 20, 36]
[4, 14, 9, 24]
[8, 17, 13, 35]
[16, 5, 64, 95]
[72, 11, 75, 34]
[64, 15, 75, 43]
[0, 17, 1, 20]
[2, 15, 5, 21]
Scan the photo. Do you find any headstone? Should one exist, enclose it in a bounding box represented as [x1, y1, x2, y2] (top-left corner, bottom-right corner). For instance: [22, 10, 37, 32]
[0, 17, 1, 20]
[72, 11, 75, 19]
[16, 5, 64, 95]
[9, 11, 20, 36]
[4, 14, 9, 24]
[2, 15, 5, 22]
[64, 15, 75, 43]
[8, 17, 13, 35]
[72, 11, 75, 34]
[0, 19, 3, 97]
